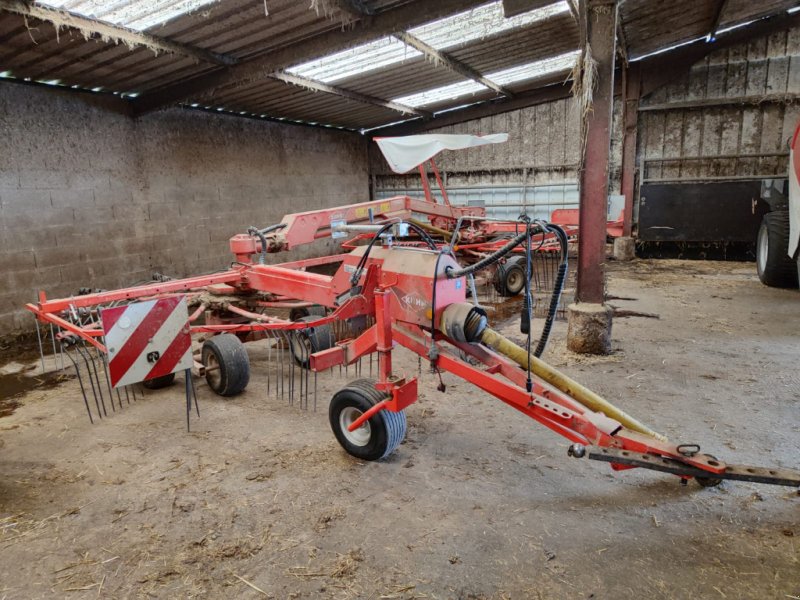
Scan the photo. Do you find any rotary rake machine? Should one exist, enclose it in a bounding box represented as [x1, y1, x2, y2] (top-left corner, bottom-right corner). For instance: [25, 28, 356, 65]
[25, 192, 800, 491]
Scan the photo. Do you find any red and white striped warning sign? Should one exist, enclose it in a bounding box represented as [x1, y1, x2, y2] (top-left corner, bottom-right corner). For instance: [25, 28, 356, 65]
[100, 296, 193, 388]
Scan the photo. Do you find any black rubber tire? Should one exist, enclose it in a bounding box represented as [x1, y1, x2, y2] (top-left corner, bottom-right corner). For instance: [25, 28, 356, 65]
[289, 305, 327, 322]
[756, 211, 798, 288]
[493, 255, 526, 296]
[142, 372, 176, 389]
[695, 476, 722, 488]
[329, 378, 407, 461]
[201, 334, 250, 396]
[289, 315, 334, 368]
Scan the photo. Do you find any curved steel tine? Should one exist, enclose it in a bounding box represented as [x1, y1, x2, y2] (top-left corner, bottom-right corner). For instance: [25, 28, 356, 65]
[75, 343, 103, 418]
[63, 344, 93, 424]
[49, 324, 58, 371]
[97, 350, 117, 412]
[266, 330, 272, 397]
[34, 318, 45, 375]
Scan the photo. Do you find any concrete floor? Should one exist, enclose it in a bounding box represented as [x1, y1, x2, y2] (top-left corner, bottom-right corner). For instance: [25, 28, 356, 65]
[0, 259, 798, 599]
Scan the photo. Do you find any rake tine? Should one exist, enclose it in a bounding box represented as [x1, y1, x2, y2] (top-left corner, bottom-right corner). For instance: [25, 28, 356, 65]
[298, 331, 304, 408]
[305, 336, 310, 410]
[34, 318, 46, 375]
[64, 344, 93, 424]
[58, 327, 66, 372]
[84, 344, 108, 417]
[190, 372, 200, 417]
[97, 351, 117, 412]
[49, 323, 58, 371]
[266, 331, 272, 397]
[76, 344, 103, 418]
[184, 369, 192, 432]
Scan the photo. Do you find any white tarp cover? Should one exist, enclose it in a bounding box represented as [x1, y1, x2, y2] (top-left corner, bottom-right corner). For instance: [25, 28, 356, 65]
[375, 133, 509, 174]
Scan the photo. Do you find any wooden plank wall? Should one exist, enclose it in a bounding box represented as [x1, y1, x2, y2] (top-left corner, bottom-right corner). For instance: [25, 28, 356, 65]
[639, 25, 800, 183]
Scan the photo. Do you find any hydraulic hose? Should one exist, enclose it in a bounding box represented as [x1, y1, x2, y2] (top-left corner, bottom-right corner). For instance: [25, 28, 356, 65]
[444, 227, 542, 280]
[247, 223, 287, 265]
[533, 223, 569, 358]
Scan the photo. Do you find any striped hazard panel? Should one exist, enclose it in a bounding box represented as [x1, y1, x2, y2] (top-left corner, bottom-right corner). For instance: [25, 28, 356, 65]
[101, 296, 193, 388]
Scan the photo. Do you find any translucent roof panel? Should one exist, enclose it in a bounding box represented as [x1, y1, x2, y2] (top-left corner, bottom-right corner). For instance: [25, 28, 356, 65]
[393, 80, 488, 108]
[286, 1, 567, 84]
[287, 36, 422, 84]
[35, 0, 219, 32]
[490, 50, 578, 85]
[394, 50, 578, 108]
[409, 1, 569, 51]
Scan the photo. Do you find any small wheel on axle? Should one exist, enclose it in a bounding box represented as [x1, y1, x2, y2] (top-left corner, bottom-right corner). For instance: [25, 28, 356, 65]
[142, 372, 176, 389]
[201, 334, 250, 397]
[695, 454, 723, 488]
[289, 315, 334, 368]
[329, 379, 407, 461]
[494, 255, 526, 296]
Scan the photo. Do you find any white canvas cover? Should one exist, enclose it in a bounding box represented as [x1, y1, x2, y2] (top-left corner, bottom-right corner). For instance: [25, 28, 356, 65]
[375, 133, 509, 174]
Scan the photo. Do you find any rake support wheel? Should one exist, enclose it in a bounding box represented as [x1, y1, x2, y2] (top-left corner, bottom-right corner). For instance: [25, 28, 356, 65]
[202, 334, 250, 397]
[329, 379, 407, 461]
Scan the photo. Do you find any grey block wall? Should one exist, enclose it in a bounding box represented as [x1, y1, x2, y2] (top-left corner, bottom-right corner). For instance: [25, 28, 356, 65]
[0, 83, 369, 337]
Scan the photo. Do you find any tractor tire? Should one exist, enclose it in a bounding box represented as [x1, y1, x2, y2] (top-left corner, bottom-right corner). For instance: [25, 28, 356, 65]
[289, 315, 334, 368]
[201, 334, 250, 397]
[756, 211, 799, 288]
[329, 379, 407, 461]
[142, 373, 176, 389]
[494, 255, 526, 296]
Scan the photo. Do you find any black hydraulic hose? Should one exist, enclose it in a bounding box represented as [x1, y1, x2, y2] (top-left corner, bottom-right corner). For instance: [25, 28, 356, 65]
[444, 226, 542, 279]
[247, 223, 286, 265]
[533, 223, 569, 358]
[349, 221, 438, 286]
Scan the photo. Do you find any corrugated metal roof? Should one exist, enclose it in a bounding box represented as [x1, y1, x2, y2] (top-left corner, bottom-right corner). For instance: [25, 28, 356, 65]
[0, 0, 796, 131]
[37, 0, 220, 32]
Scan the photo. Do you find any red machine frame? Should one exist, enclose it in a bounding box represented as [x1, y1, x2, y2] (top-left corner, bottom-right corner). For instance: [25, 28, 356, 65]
[24, 186, 800, 489]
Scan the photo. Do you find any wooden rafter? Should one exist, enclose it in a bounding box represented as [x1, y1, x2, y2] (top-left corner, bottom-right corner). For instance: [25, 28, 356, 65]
[271, 71, 431, 118]
[0, 0, 236, 66]
[394, 31, 514, 99]
[708, 0, 730, 40]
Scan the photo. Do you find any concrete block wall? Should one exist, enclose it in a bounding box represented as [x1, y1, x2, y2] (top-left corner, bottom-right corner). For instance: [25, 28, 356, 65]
[0, 82, 369, 337]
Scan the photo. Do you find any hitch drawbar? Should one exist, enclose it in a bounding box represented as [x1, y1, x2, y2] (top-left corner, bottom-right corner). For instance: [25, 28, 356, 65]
[573, 446, 800, 488]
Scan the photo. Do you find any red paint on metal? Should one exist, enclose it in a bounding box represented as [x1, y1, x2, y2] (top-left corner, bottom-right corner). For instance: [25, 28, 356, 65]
[576, 0, 618, 304]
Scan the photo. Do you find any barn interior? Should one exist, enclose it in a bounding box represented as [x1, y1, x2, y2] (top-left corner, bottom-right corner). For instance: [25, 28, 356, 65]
[0, 1, 799, 598]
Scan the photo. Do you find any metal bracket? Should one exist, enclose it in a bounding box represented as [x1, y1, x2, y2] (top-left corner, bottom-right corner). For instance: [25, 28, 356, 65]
[586, 447, 800, 487]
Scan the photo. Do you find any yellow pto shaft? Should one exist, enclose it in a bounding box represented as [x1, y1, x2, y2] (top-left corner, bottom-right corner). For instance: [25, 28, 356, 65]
[480, 327, 667, 442]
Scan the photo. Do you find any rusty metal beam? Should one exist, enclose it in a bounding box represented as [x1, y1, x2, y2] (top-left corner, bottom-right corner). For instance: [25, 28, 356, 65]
[132, 0, 484, 115]
[620, 62, 639, 238]
[270, 71, 431, 118]
[394, 31, 514, 99]
[576, 0, 617, 304]
[0, 0, 235, 67]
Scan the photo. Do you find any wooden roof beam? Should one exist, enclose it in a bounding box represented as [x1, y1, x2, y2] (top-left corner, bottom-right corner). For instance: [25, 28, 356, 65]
[0, 0, 236, 66]
[708, 0, 730, 41]
[131, 0, 485, 115]
[394, 31, 514, 99]
[270, 71, 432, 118]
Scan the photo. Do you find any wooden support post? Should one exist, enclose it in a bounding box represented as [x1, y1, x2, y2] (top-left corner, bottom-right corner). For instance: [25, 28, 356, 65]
[576, 0, 617, 305]
[620, 62, 640, 238]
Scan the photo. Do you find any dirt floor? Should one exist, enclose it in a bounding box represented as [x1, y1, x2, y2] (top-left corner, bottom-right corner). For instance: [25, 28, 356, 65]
[1, 259, 798, 599]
